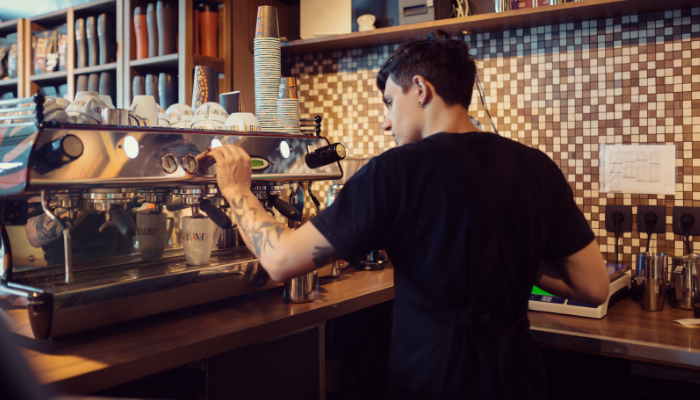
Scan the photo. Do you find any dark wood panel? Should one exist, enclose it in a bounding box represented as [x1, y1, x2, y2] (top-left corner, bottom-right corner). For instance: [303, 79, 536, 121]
[3, 265, 394, 394]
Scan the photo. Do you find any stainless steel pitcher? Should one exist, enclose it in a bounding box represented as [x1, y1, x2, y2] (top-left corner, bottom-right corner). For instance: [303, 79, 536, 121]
[283, 270, 318, 303]
[634, 252, 668, 311]
[669, 253, 700, 310]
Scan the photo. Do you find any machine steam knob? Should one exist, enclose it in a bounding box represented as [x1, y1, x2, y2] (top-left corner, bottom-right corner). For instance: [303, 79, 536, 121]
[43, 135, 84, 166]
[305, 143, 346, 169]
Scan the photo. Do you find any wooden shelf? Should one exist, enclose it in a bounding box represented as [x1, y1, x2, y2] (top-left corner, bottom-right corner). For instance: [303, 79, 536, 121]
[28, 9, 69, 28]
[0, 78, 19, 88]
[74, 62, 118, 75]
[281, 0, 699, 56]
[0, 19, 18, 36]
[73, 0, 118, 16]
[129, 53, 179, 69]
[192, 55, 226, 72]
[29, 70, 68, 83]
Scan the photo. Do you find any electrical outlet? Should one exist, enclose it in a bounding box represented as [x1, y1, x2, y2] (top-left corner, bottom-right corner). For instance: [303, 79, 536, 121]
[605, 205, 633, 233]
[672, 207, 700, 236]
[636, 205, 666, 234]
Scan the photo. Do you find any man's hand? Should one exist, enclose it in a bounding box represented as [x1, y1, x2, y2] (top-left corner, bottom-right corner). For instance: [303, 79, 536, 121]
[206, 145, 253, 200]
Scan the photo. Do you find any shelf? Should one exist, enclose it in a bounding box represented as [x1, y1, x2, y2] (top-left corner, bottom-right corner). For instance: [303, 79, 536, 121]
[281, 0, 699, 56]
[29, 70, 68, 83]
[192, 55, 225, 72]
[129, 53, 179, 69]
[73, 0, 117, 17]
[0, 19, 18, 36]
[0, 78, 19, 88]
[75, 62, 118, 75]
[28, 9, 69, 28]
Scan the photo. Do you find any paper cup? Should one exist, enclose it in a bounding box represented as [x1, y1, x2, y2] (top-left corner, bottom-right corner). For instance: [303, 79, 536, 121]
[220, 91, 243, 114]
[129, 95, 158, 126]
[192, 65, 218, 108]
[255, 6, 279, 39]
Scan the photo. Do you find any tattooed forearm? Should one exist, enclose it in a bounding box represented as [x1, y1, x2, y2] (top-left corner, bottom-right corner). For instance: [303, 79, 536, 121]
[312, 246, 339, 268]
[230, 193, 287, 258]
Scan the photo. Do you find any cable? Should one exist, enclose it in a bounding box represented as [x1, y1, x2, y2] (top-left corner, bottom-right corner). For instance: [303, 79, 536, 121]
[475, 72, 499, 135]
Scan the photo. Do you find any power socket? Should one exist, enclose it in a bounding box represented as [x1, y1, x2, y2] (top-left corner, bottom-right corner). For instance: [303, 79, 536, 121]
[672, 207, 700, 236]
[636, 205, 666, 234]
[605, 205, 632, 233]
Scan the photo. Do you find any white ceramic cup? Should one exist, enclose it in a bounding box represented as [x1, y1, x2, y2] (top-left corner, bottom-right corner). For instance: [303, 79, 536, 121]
[155, 104, 171, 127]
[165, 103, 195, 129]
[224, 112, 262, 131]
[100, 95, 115, 109]
[357, 14, 376, 31]
[137, 213, 174, 260]
[129, 95, 158, 127]
[181, 216, 222, 265]
[191, 102, 228, 129]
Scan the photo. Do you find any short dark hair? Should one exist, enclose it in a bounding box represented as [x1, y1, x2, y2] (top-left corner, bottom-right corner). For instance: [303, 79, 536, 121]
[376, 30, 476, 111]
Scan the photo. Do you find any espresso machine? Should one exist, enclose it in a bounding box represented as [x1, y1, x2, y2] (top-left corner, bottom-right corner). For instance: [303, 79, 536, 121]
[0, 94, 345, 339]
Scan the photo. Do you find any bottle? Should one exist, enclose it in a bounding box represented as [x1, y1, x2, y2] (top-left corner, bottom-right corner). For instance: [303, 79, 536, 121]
[156, 1, 177, 56]
[199, 3, 218, 57]
[133, 7, 148, 59]
[146, 3, 159, 58]
[75, 18, 87, 68]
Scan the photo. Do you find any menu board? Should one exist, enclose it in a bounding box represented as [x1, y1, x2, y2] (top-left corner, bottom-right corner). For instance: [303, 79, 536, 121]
[600, 144, 676, 195]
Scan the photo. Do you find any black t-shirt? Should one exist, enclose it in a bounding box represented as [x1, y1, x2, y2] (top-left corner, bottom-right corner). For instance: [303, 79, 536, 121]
[312, 132, 594, 399]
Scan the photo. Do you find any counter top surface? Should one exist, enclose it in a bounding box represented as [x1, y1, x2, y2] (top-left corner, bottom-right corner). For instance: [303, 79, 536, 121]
[3, 264, 700, 394]
[1, 265, 394, 394]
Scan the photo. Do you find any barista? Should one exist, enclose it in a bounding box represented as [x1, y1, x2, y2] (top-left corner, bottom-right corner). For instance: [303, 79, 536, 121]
[203, 30, 609, 399]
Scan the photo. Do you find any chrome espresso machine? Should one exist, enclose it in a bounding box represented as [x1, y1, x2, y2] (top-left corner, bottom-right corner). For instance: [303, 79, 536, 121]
[0, 94, 345, 339]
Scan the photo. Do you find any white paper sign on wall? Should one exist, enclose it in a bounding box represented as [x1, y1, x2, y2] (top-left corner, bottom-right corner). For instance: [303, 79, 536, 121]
[599, 144, 676, 195]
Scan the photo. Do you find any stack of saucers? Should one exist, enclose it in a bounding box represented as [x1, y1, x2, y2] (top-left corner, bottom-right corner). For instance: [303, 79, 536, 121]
[278, 77, 300, 134]
[254, 6, 281, 132]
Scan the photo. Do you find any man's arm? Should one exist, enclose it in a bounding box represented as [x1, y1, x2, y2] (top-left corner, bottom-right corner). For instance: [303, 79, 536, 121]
[535, 239, 610, 305]
[208, 145, 339, 282]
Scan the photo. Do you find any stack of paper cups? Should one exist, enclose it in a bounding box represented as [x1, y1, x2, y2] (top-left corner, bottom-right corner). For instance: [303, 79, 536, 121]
[253, 6, 281, 132]
[278, 77, 300, 134]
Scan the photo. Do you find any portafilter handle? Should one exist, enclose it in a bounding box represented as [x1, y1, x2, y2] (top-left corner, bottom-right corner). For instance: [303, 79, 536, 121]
[200, 199, 233, 229]
[271, 196, 299, 221]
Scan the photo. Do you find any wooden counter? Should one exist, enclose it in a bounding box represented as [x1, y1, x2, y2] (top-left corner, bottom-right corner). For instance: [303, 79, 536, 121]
[528, 297, 700, 370]
[4, 264, 700, 395]
[1, 265, 394, 395]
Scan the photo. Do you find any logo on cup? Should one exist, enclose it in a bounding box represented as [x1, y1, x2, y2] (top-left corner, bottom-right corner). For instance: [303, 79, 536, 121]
[139, 228, 158, 236]
[183, 232, 206, 241]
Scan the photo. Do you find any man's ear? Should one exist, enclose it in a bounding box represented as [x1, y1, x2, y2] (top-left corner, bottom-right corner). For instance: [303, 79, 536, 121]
[412, 75, 432, 107]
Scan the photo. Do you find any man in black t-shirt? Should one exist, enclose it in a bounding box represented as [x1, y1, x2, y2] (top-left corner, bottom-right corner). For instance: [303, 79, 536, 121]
[205, 30, 609, 399]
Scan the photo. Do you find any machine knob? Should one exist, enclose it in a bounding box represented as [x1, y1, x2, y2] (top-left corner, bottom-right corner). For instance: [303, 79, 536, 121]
[35, 135, 83, 173]
[305, 143, 346, 169]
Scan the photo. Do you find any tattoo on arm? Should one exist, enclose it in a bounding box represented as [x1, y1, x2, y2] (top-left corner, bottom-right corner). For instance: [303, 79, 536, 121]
[34, 214, 59, 241]
[312, 246, 339, 268]
[230, 194, 286, 258]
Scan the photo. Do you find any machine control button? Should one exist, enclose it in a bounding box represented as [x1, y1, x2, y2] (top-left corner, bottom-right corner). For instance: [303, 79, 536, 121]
[161, 154, 178, 174]
[182, 154, 199, 173]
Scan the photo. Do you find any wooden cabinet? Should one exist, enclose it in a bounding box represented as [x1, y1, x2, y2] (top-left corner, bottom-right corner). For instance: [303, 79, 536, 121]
[0, 19, 26, 98]
[22, 0, 123, 105]
[123, 0, 232, 108]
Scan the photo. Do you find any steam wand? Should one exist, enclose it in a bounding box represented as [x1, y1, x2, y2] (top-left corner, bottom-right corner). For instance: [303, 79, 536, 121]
[41, 191, 72, 284]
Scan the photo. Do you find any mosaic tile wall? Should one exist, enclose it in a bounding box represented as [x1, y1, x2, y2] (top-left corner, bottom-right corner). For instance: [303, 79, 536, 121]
[284, 5, 700, 267]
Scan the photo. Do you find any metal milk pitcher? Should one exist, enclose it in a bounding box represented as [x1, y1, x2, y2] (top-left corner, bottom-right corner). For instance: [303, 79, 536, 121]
[634, 253, 668, 311]
[669, 253, 700, 310]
